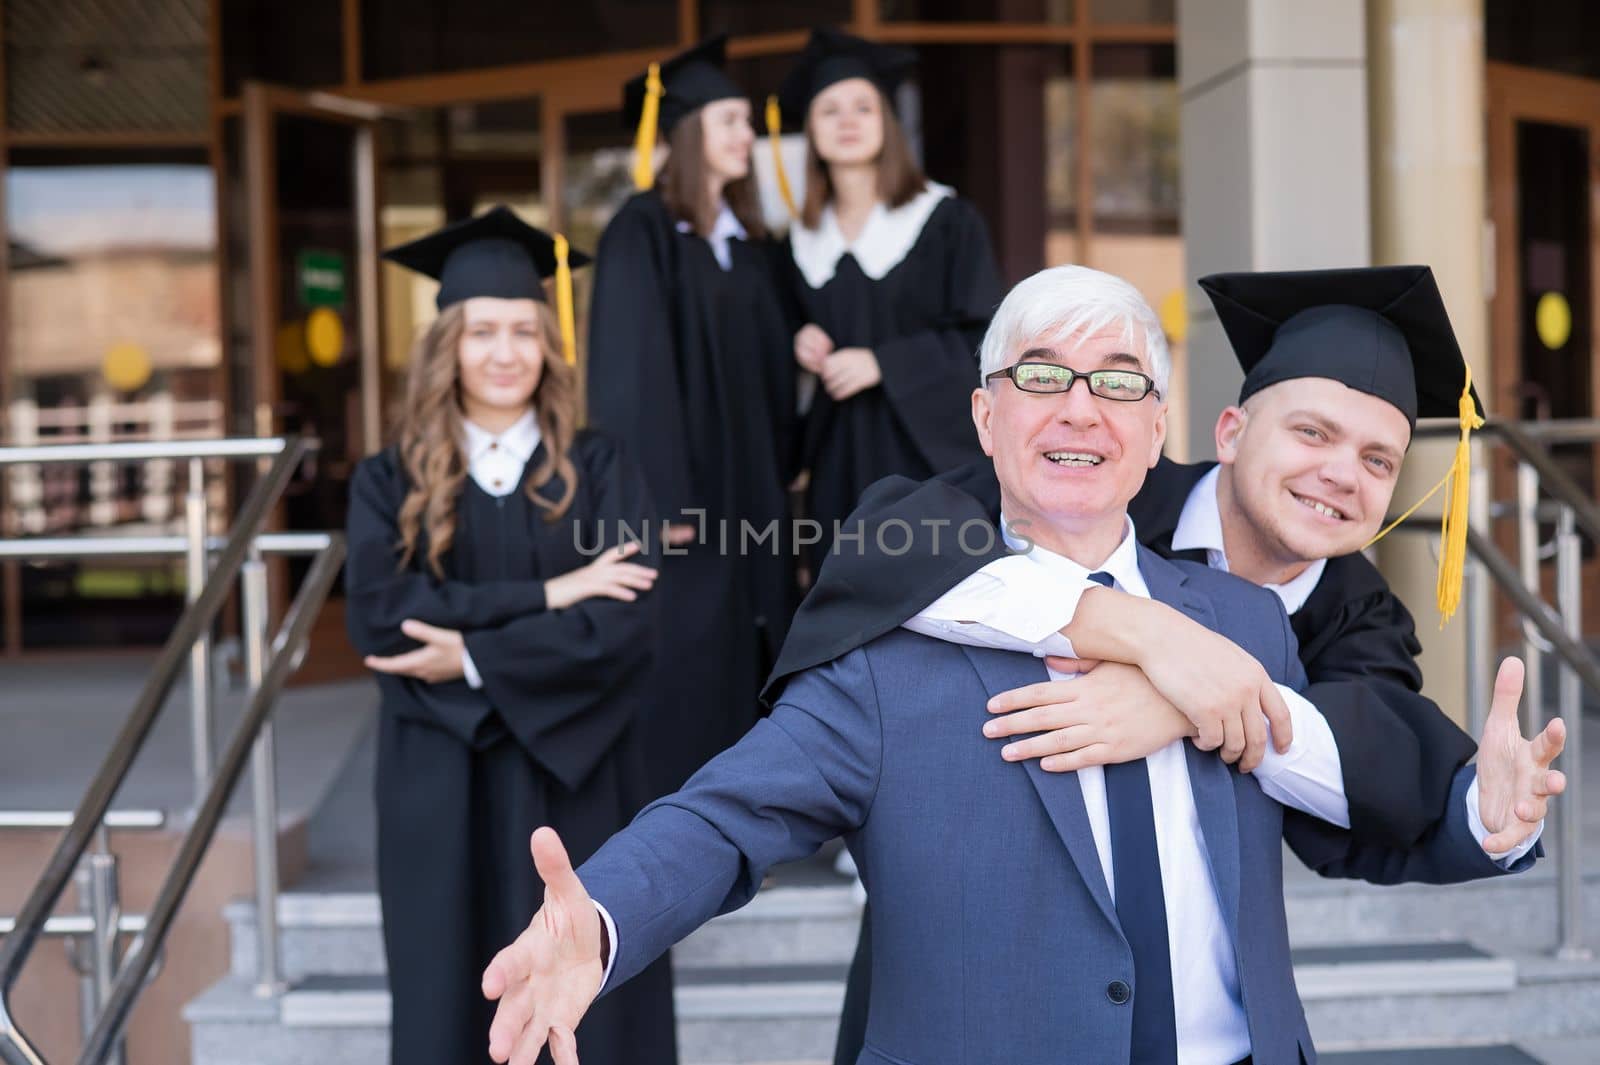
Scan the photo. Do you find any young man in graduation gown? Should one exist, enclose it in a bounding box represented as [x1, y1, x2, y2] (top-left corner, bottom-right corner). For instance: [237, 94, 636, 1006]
[777, 29, 1005, 551]
[479, 265, 1559, 1065]
[769, 265, 1516, 1065]
[587, 37, 797, 797]
[345, 207, 676, 1065]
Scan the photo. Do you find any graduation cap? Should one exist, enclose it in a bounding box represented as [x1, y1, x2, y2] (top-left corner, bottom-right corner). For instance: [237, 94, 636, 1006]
[625, 36, 745, 193]
[776, 29, 917, 119]
[1198, 265, 1486, 625]
[763, 30, 919, 220]
[382, 205, 592, 364]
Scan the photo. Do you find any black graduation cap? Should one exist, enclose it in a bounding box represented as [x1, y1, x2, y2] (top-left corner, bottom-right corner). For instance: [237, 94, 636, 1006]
[381, 205, 591, 312]
[623, 35, 744, 140]
[1198, 265, 1482, 430]
[776, 28, 917, 119]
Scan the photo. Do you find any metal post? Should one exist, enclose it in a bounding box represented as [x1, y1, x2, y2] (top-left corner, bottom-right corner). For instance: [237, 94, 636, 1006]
[68, 826, 125, 1065]
[185, 458, 214, 809]
[85, 826, 125, 1065]
[1517, 461, 1545, 735]
[1555, 503, 1589, 960]
[1466, 459, 1494, 736]
[242, 556, 285, 995]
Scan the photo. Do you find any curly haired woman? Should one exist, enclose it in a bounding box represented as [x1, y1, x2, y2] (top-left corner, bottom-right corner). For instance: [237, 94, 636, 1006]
[344, 206, 677, 1065]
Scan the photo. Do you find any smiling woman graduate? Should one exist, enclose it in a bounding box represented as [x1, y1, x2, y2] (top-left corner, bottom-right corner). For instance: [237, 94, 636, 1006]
[344, 206, 677, 1065]
[777, 28, 1005, 555]
[586, 37, 798, 798]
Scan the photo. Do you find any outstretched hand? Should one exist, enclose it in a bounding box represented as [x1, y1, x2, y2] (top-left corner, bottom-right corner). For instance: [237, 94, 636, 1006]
[482, 828, 604, 1065]
[1475, 657, 1567, 855]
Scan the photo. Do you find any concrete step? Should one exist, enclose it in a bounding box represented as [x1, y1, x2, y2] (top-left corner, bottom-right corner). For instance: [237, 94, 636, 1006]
[189, 942, 1600, 1065]
[226, 883, 865, 980]
[228, 865, 1600, 982]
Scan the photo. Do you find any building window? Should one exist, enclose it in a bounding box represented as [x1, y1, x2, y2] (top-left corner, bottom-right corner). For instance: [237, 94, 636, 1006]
[4, 157, 221, 647]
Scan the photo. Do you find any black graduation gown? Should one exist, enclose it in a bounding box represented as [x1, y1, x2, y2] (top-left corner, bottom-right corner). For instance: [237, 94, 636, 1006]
[586, 190, 798, 797]
[790, 193, 1003, 550]
[778, 458, 1484, 1065]
[344, 431, 677, 1065]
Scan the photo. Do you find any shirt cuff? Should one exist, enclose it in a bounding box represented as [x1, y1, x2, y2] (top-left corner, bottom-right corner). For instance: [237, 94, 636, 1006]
[1252, 685, 1351, 829]
[913, 555, 1091, 650]
[1465, 775, 1545, 865]
[461, 646, 484, 690]
[594, 900, 619, 991]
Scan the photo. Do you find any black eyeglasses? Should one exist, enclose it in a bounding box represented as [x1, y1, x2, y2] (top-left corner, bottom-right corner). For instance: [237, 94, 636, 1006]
[985, 362, 1161, 402]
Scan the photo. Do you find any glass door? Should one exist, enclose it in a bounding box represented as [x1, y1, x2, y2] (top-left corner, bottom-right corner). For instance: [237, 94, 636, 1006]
[242, 83, 386, 680]
[1487, 63, 1600, 631]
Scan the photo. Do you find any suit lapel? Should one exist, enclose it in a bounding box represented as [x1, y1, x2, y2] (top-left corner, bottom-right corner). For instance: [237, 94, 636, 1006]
[1140, 546, 1244, 940]
[958, 643, 1121, 935]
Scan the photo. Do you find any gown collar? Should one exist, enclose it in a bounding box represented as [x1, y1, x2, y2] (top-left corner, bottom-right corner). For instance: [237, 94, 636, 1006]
[790, 181, 953, 288]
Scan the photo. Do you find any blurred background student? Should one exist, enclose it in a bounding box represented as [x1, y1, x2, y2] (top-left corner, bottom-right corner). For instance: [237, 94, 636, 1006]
[587, 37, 798, 798]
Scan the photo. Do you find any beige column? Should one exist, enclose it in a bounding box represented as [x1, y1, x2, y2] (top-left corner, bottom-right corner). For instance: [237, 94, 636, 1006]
[1368, 0, 1488, 728]
[1177, 0, 1371, 458]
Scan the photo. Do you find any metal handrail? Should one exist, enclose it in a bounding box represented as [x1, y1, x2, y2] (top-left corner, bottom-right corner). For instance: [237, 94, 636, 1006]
[0, 918, 147, 939]
[79, 536, 345, 1064]
[1494, 421, 1600, 546]
[0, 437, 313, 1065]
[0, 532, 335, 561]
[0, 813, 165, 831]
[0, 439, 289, 465]
[1450, 523, 1600, 694]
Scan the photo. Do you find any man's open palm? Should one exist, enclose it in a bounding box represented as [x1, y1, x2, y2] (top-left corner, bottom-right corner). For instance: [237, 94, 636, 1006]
[1476, 657, 1567, 855]
[482, 828, 603, 1065]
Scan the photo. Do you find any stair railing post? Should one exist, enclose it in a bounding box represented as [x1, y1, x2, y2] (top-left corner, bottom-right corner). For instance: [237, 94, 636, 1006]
[185, 457, 215, 811]
[1466, 459, 1494, 737]
[243, 553, 286, 995]
[1517, 461, 1545, 735]
[1555, 502, 1589, 960]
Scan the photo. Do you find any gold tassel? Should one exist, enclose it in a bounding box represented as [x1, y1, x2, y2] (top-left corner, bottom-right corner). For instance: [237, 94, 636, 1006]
[554, 234, 577, 366]
[766, 95, 797, 219]
[1435, 363, 1484, 624]
[1362, 363, 1484, 627]
[632, 63, 664, 192]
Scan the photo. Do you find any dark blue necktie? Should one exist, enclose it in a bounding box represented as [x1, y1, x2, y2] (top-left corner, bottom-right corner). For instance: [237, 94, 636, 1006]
[1089, 571, 1178, 1065]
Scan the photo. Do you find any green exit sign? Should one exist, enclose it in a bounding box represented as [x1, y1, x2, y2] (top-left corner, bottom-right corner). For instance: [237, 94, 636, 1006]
[298, 250, 346, 309]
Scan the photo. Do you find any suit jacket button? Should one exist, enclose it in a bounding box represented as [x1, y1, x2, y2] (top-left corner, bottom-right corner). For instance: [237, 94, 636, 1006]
[1106, 980, 1131, 1005]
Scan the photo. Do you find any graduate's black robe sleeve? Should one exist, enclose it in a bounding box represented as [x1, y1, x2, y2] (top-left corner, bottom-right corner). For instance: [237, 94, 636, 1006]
[1283, 767, 1539, 885]
[344, 453, 547, 657]
[872, 200, 1004, 472]
[1297, 565, 1477, 848]
[763, 464, 1002, 704]
[586, 197, 695, 523]
[461, 438, 660, 792]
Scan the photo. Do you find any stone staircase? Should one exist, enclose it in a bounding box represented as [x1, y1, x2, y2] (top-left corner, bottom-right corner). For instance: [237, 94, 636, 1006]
[186, 860, 1600, 1065]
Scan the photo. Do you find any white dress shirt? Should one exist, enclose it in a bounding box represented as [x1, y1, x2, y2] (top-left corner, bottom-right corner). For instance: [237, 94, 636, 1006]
[908, 516, 1352, 830]
[676, 203, 747, 271]
[458, 411, 541, 690]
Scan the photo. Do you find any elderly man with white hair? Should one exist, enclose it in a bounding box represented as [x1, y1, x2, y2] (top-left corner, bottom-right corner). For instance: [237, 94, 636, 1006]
[479, 266, 1558, 1065]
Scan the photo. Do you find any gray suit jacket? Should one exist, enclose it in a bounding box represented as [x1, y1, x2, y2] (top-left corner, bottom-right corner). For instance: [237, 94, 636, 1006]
[581, 546, 1534, 1065]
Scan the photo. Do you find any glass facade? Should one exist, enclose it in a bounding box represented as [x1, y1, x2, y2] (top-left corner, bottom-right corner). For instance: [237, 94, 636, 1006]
[4, 159, 220, 646]
[0, 0, 1191, 654]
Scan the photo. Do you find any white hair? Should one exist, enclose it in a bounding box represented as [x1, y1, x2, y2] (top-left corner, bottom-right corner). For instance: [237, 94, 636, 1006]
[977, 264, 1171, 397]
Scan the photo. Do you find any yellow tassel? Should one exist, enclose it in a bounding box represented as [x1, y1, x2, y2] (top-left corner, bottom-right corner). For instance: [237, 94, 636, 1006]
[766, 95, 797, 219]
[1435, 363, 1484, 625]
[1362, 363, 1484, 627]
[554, 234, 577, 366]
[632, 63, 664, 192]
